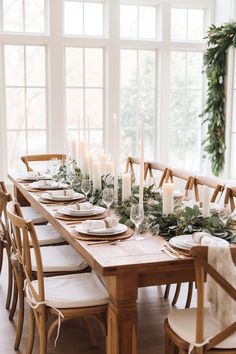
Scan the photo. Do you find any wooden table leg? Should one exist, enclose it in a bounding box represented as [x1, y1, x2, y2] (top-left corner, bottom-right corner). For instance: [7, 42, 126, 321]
[105, 274, 138, 354]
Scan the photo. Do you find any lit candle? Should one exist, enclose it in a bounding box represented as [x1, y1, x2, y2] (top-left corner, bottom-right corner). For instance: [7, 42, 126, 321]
[202, 185, 210, 217]
[122, 173, 131, 201]
[87, 154, 94, 179]
[113, 114, 118, 202]
[100, 150, 107, 176]
[162, 182, 174, 215]
[139, 111, 144, 206]
[79, 141, 87, 174]
[77, 113, 80, 166]
[71, 138, 77, 161]
[92, 161, 101, 191]
[87, 115, 90, 152]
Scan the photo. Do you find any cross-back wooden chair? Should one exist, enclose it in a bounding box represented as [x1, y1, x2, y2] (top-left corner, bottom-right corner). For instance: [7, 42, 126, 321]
[125, 156, 149, 181]
[192, 176, 225, 204]
[21, 154, 66, 172]
[7, 201, 108, 354]
[166, 168, 195, 197]
[146, 161, 170, 188]
[164, 245, 236, 354]
[224, 186, 236, 212]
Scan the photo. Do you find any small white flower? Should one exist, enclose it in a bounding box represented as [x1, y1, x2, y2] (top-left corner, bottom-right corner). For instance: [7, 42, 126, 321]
[219, 76, 223, 84]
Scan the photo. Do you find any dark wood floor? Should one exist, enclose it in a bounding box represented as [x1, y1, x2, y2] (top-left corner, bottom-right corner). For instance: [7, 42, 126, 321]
[0, 253, 196, 354]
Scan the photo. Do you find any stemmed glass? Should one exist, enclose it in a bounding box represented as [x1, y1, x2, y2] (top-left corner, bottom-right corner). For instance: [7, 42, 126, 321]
[130, 204, 145, 241]
[102, 188, 114, 215]
[66, 164, 75, 190]
[81, 179, 92, 199]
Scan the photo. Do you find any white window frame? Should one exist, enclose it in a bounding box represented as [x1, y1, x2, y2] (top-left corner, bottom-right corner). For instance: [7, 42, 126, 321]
[0, 0, 215, 180]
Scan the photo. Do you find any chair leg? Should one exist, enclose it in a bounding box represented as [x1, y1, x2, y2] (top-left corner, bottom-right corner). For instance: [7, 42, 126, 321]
[0, 240, 4, 274]
[9, 275, 18, 320]
[14, 269, 25, 349]
[172, 284, 181, 306]
[185, 282, 193, 308]
[165, 331, 175, 354]
[164, 284, 171, 299]
[38, 309, 47, 354]
[5, 261, 13, 310]
[26, 308, 35, 354]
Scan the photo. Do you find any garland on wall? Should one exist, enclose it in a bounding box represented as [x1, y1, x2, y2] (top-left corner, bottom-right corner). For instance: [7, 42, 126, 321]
[201, 23, 236, 176]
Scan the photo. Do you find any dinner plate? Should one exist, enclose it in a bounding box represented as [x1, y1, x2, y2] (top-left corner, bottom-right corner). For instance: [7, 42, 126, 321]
[58, 205, 106, 217]
[18, 173, 51, 181]
[41, 192, 84, 201]
[169, 234, 229, 250]
[29, 181, 66, 190]
[75, 223, 128, 236]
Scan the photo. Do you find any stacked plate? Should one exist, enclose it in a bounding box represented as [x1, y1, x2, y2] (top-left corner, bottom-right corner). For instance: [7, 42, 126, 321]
[41, 191, 84, 202]
[29, 181, 66, 190]
[169, 234, 229, 251]
[18, 172, 51, 181]
[58, 204, 106, 217]
[75, 223, 128, 236]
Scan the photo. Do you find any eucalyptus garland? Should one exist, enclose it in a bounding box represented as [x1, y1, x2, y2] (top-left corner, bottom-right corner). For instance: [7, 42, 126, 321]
[201, 23, 236, 176]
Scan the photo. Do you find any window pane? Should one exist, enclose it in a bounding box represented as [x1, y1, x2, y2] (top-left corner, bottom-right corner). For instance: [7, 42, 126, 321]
[66, 48, 83, 87]
[171, 51, 186, 89]
[85, 89, 103, 129]
[84, 3, 103, 36]
[28, 130, 47, 153]
[27, 88, 46, 129]
[121, 50, 137, 88]
[89, 130, 103, 154]
[120, 5, 138, 38]
[64, 1, 83, 35]
[26, 46, 46, 86]
[139, 6, 156, 39]
[171, 8, 187, 40]
[187, 52, 203, 89]
[230, 134, 236, 177]
[25, 0, 45, 33]
[3, 0, 23, 32]
[139, 51, 155, 89]
[7, 131, 26, 171]
[66, 89, 84, 129]
[85, 48, 103, 87]
[188, 9, 204, 41]
[4, 45, 24, 86]
[6, 88, 25, 129]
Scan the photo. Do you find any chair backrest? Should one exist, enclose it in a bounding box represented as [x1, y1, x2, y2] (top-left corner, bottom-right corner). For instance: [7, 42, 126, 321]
[193, 176, 225, 203]
[7, 201, 45, 304]
[125, 157, 149, 181]
[0, 180, 8, 193]
[167, 168, 194, 196]
[0, 190, 12, 250]
[21, 154, 66, 172]
[224, 186, 236, 212]
[191, 246, 236, 350]
[146, 161, 170, 188]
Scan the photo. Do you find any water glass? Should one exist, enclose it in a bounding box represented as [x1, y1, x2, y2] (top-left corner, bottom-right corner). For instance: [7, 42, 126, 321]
[130, 204, 145, 240]
[102, 188, 114, 214]
[81, 179, 92, 198]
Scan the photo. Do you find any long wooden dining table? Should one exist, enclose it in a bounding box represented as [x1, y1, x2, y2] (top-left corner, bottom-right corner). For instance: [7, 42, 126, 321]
[9, 174, 195, 354]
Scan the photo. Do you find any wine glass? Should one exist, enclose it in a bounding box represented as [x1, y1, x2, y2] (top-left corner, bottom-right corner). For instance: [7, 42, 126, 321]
[130, 204, 145, 241]
[102, 188, 114, 214]
[66, 164, 75, 189]
[81, 179, 91, 199]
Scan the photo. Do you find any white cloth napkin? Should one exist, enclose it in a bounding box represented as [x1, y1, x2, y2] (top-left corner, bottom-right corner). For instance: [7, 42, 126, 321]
[206, 246, 236, 328]
[45, 190, 74, 198]
[37, 180, 58, 187]
[193, 232, 218, 246]
[69, 202, 93, 211]
[82, 217, 118, 232]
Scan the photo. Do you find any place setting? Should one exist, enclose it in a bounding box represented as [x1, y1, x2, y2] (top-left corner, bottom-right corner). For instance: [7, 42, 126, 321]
[38, 189, 86, 204]
[54, 201, 108, 221]
[26, 180, 67, 192]
[16, 171, 52, 183]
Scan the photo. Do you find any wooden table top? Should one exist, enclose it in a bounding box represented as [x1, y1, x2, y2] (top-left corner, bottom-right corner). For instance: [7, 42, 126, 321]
[9, 175, 194, 281]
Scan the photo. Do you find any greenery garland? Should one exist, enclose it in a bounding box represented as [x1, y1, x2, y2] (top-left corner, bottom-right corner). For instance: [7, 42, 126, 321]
[202, 23, 236, 176]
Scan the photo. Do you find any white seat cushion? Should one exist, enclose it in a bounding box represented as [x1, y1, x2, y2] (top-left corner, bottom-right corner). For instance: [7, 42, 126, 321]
[28, 272, 109, 308]
[22, 206, 46, 224]
[30, 245, 88, 272]
[168, 308, 236, 349]
[34, 224, 64, 245]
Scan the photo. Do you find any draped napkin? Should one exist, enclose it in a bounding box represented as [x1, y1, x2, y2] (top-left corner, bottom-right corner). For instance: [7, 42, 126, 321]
[193, 232, 225, 246]
[82, 217, 118, 232]
[206, 246, 236, 328]
[44, 189, 74, 198]
[68, 202, 94, 211]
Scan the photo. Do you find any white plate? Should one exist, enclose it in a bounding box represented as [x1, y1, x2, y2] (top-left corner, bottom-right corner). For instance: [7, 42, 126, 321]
[41, 192, 84, 201]
[58, 205, 106, 217]
[30, 181, 65, 190]
[75, 223, 128, 236]
[19, 173, 51, 181]
[169, 234, 229, 250]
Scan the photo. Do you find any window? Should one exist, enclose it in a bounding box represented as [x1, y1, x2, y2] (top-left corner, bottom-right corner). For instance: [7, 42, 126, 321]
[64, 1, 104, 36]
[120, 49, 156, 163]
[66, 47, 104, 154]
[229, 50, 236, 177]
[0, 0, 214, 180]
[3, 44, 47, 170]
[2, 0, 46, 33]
[170, 51, 203, 170]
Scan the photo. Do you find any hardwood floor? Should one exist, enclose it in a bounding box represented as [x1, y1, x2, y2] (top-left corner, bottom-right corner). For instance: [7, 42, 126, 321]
[0, 253, 196, 354]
